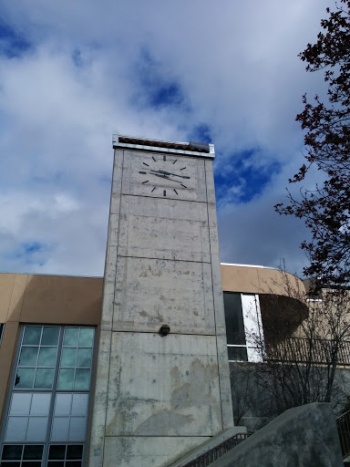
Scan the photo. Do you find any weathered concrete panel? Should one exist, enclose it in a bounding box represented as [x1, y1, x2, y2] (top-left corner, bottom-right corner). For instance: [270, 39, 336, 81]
[112, 257, 215, 334]
[118, 195, 210, 262]
[105, 332, 222, 436]
[104, 436, 211, 467]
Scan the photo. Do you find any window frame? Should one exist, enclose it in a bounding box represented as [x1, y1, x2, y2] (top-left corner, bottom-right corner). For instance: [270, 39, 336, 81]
[0, 325, 95, 467]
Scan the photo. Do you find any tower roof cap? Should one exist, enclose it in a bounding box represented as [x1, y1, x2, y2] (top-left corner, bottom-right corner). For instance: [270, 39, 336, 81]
[113, 134, 215, 158]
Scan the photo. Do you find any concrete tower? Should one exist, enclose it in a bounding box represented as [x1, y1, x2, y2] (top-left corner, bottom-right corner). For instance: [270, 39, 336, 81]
[89, 135, 233, 466]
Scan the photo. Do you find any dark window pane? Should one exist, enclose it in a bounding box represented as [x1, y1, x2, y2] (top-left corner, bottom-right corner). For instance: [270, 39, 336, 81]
[19, 347, 39, 366]
[22, 462, 42, 467]
[67, 445, 83, 459]
[0, 323, 4, 345]
[57, 369, 74, 390]
[38, 347, 57, 367]
[15, 368, 35, 388]
[49, 445, 66, 459]
[23, 327, 42, 345]
[224, 293, 247, 345]
[74, 369, 90, 390]
[227, 346, 248, 361]
[41, 327, 60, 346]
[63, 328, 79, 347]
[78, 328, 94, 347]
[66, 462, 82, 467]
[77, 349, 92, 368]
[2, 445, 23, 460]
[34, 368, 55, 389]
[23, 445, 44, 460]
[1, 462, 21, 467]
[48, 462, 65, 467]
[61, 348, 76, 368]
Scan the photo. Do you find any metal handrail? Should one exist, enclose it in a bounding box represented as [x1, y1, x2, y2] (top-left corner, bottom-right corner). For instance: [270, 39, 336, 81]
[337, 409, 350, 459]
[181, 433, 251, 467]
[266, 337, 350, 366]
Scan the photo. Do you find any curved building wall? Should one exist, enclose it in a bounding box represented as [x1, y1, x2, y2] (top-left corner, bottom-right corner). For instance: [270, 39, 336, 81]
[221, 263, 306, 296]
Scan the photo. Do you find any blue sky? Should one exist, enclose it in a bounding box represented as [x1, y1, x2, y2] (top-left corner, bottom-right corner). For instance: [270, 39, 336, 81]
[0, 0, 331, 276]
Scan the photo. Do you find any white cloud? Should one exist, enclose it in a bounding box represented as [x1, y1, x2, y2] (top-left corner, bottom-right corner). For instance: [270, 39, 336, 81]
[0, 0, 333, 276]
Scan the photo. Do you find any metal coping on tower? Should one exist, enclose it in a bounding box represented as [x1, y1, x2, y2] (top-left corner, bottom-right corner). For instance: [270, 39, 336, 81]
[112, 134, 215, 158]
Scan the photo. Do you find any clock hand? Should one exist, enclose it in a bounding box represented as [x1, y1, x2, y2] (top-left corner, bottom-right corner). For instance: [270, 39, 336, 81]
[153, 173, 170, 179]
[150, 169, 190, 179]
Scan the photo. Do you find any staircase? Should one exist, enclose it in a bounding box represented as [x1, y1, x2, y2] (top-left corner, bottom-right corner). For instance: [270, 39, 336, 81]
[179, 433, 251, 467]
[337, 409, 350, 465]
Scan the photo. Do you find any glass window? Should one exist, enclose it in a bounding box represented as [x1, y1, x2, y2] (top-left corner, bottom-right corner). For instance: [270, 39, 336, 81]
[1, 325, 95, 466]
[0, 323, 4, 345]
[30, 394, 51, 416]
[224, 293, 263, 362]
[15, 368, 35, 389]
[19, 347, 39, 367]
[224, 293, 246, 346]
[57, 369, 75, 390]
[22, 327, 41, 346]
[5, 418, 28, 442]
[26, 417, 49, 442]
[54, 394, 72, 417]
[63, 328, 79, 347]
[227, 346, 248, 362]
[9, 394, 32, 416]
[78, 328, 94, 347]
[34, 368, 55, 389]
[69, 418, 87, 442]
[37, 347, 57, 367]
[74, 369, 90, 390]
[41, 327, 60, 346]
[71, 394, 88, 417]
[2, 445, 23, 460]
[51, 418, 70, 442]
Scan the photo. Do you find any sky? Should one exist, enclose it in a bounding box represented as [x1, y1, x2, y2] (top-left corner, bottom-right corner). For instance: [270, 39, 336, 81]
[0, 0, 332, 278]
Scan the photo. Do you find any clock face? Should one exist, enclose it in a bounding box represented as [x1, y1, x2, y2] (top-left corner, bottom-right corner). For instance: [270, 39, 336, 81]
[136, 153, 195, 199]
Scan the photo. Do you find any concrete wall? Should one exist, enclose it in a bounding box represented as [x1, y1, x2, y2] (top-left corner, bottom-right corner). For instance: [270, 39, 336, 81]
[0, 273, 103, 426]
[211, 403, 343, 467]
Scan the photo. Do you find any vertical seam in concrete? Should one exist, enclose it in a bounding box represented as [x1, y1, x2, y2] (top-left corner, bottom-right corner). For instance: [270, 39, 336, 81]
[204, 159, 223, 430]
[102, 148, 125, 466]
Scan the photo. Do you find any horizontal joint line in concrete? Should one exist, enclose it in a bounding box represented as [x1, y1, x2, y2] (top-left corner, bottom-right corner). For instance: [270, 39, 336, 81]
[117, 255, 211, 264]
[121, 193, 209, 203]
[109, 329, 216, 337]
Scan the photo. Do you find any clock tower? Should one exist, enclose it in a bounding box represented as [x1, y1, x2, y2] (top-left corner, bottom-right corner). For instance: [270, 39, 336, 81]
[88, 135, 234, 467]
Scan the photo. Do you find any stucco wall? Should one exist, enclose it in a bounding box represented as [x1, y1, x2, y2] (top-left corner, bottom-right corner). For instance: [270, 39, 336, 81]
[221, 264, 306, 296]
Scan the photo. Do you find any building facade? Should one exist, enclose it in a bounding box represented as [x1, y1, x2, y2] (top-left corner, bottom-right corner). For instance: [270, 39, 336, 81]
[0, 136, 312, 466]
